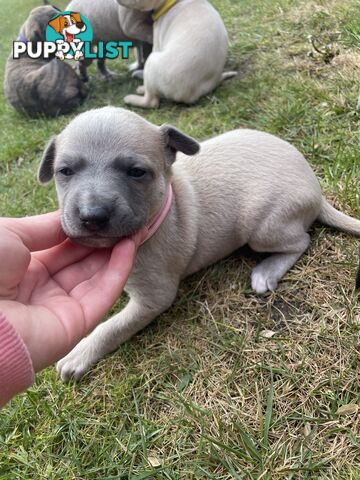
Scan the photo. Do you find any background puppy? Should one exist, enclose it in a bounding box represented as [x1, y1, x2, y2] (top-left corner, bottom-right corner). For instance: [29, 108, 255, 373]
[116, 0, 237, 108]
[4, 6, 88, 117]
[66, 0, 153, 82]
[37, 107, 360, 380]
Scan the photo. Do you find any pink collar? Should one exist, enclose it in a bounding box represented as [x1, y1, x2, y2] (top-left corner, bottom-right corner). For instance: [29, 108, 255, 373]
[135, 184, 173, 246]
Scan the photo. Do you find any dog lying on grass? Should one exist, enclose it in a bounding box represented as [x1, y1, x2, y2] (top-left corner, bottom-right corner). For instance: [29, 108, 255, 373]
[4, 6, 88, 118]
[37, 107, 360, 380]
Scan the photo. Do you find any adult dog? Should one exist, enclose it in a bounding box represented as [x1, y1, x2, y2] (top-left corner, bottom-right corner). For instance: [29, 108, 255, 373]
[37, 107, 360, 380]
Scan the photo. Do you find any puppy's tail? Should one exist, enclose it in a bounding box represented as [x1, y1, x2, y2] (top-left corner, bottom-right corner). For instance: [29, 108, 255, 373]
[318, 198, 360, 236]
[356, 260, 360, 290]
[221, 71, 237, 82]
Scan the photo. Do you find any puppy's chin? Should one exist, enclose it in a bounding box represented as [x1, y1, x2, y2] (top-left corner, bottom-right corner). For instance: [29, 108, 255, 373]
[69, 236, 120, 248]
[62, 217, 122, 248]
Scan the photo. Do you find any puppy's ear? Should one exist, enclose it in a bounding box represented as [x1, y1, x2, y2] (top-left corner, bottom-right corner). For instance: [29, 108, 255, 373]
[27, 29, 43, 43]
[71, 12, 82, 23]
[48, 16, 62, 33]
[160, 124, 200, 164]
[38, 136, 57, 184]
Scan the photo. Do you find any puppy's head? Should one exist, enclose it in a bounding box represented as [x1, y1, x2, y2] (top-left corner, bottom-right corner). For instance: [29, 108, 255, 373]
[48, 13, 86, 41]
[38, 107, 199, 248]
[21, 5, 60, 42]
[116, 0, 165, 12]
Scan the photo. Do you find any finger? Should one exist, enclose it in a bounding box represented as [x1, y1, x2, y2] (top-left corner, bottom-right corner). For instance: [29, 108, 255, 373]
[53, 248, 112, 292]
[0, 232, 31, 298]
[0, 211, 66, 252]
[71, 238, 137, 331]
[33, 238, 95, 276]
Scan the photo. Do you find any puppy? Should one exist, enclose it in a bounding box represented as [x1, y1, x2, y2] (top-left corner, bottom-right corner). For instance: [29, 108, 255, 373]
[66, 0, 153, 81]
[4, 6, 88, 117]
[37, 107, 360, 380]
[116, 0, 237, 108]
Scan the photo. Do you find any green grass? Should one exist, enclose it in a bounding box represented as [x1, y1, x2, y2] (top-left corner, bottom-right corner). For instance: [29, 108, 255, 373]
[0, 0, 360, 478]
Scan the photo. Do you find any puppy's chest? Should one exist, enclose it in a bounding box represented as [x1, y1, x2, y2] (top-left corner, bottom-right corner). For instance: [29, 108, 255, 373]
[123, 248, 163, 295]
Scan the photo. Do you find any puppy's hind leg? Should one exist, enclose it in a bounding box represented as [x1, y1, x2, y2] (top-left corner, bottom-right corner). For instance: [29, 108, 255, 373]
[250, 230, 310, 294]
[56, 284, 178, 381]
[125, 52, 160, 108]
[124, 90, 159, 108]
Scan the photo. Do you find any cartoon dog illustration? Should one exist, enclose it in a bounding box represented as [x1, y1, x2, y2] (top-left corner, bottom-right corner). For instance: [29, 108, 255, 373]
[48, 12, 86, 60]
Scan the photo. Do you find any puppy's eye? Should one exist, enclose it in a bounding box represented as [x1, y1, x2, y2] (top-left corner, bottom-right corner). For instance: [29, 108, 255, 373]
[127, 167, 146, 178]
[58, 167, 74, 176]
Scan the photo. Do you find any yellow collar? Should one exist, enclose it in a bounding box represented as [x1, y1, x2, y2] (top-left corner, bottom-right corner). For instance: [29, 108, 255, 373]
[152, 0, 177, 22]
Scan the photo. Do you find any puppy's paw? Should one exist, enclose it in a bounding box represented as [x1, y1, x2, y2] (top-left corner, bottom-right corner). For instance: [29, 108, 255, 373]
[251, 267, 278, 294]
[102, 70, 118, 83]
[131, 69, 144, 80]
[136, 85, 146, 95]
[56, 338, 99, 382]
[55, 51, 65, 61]
[128, 61, 140, 73]
[74, 50, 84, 61]
[124, 94, 142, 106]
[124, 94, 159, 109]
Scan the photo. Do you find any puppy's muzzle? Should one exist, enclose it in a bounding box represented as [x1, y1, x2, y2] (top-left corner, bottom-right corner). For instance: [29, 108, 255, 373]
[79, 206, 111, 232]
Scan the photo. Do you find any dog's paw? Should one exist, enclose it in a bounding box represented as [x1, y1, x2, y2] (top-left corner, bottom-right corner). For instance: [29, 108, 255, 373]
[124, 94, 159, 109]
[56, 338, 98, 382]
[74, 51, 84, 61]
[251, 267, 278, 294]
[131, 69, 144, 80]
[136, 85, 146, 95]
[124, 94, 140, 106]
[102, 71, 118, 83]
[55, 51, 65, 61]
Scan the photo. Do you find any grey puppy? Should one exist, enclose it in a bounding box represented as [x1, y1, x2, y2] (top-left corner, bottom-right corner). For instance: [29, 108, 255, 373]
[37, 107, 360, 381]
[66, 0, 153, 82]
[4, 6, 88, 118]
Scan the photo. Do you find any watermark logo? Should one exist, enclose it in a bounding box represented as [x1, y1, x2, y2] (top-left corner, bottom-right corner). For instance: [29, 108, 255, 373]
[46, 11, 93, 61]
[13, 11, 133, 61]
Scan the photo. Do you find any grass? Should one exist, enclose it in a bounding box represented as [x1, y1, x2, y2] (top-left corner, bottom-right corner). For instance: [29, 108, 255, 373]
[0, 0, 359, 478]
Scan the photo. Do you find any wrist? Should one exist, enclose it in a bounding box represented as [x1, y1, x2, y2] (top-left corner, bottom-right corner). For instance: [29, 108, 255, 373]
[0, 312, 34, 407]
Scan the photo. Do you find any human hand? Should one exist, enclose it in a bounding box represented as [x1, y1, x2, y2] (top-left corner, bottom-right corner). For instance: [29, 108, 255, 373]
[0, 211, 139, 372]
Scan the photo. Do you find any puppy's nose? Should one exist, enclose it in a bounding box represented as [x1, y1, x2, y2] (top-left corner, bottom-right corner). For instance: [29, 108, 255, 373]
[76, 21, 85, 29]
[79, 206, 110, 232]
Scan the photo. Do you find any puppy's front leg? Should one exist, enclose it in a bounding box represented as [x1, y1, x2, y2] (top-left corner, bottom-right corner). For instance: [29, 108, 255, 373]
[97, 58, 116, 83]
[56, 292, 175, 381]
